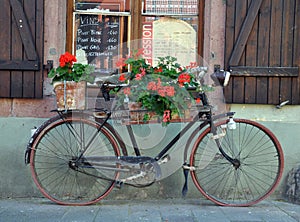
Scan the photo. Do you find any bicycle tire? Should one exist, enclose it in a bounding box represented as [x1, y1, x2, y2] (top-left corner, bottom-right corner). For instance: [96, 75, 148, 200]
[30, 112, 121, 205]
[190, 118, 284, 206]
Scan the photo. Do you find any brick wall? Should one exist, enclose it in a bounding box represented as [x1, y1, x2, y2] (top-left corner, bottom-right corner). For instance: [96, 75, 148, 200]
[0, 98, 56, 118]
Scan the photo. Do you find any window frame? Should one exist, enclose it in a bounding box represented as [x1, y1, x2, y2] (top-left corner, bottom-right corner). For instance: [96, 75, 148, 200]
[66, 0, 204, 64]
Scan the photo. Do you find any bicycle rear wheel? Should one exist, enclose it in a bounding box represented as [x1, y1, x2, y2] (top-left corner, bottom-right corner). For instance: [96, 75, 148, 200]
[190, 118, 284, 206]
[30, 112, 121, 205]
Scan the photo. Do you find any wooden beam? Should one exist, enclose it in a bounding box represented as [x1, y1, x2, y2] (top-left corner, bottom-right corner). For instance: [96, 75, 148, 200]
[66, 0, 74, 53]
[230, 66, 299, 77]
[228, 0, 263, 66]
[131, 0, 142, 49]
[0, 60, 39, 70]
[198, 0, 205, 63]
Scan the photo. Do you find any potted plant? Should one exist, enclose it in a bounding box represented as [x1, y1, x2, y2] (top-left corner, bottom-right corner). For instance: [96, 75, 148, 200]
[113, 49, 213, 125]
[48, 52, 95, 110]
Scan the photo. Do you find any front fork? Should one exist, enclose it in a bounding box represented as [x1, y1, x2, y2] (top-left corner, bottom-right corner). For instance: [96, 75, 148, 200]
[210, 116, 240, 169]
[181, 112, 237, 196]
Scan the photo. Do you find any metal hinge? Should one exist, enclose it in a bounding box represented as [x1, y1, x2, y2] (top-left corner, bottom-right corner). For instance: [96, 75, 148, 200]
[43, 60, 53, 72]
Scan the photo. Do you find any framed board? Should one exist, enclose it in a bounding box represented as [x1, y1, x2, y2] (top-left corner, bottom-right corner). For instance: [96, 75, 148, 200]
[73, 0, 128, 75]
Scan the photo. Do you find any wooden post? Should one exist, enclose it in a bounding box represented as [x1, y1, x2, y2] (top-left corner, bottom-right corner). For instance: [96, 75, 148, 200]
[131, 0, 142, 49]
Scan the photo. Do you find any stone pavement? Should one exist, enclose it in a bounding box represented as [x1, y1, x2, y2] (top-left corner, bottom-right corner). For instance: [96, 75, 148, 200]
[0, 198, 300, 222]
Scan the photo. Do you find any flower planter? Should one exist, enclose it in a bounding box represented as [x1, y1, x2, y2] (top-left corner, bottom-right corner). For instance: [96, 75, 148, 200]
[127, 102, 193, 124]
[171, 110, 191, 121]
[128, 102, 158, 123]
[53, 81, 86, 110]
[113, 53, 213, 126]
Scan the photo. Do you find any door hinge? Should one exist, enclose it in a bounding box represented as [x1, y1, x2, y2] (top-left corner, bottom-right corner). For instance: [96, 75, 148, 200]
[43, 60, 53, 72]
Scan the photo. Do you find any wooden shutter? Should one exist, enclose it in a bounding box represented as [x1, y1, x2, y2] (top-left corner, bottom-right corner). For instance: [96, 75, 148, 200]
[0, 0, 44, 98]
[224, 0, 300, 104]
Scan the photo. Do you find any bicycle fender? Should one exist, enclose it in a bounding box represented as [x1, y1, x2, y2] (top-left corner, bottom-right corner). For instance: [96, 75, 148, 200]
[25, 116, 60, 165]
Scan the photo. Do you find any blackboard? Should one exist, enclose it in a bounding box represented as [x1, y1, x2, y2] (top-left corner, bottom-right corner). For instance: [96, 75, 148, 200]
[75, 14, 120, 73]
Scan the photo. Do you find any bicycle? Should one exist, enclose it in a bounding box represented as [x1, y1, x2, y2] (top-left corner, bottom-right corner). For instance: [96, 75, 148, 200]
[25, 70, 284, 206]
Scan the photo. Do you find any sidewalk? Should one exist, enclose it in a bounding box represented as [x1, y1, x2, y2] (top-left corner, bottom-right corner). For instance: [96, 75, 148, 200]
[0, 198, 300, 222]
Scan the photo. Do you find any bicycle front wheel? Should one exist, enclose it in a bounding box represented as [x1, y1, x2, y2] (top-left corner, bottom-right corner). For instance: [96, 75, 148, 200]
[30, 112, 121, 205]
[190, 118, 284, 206]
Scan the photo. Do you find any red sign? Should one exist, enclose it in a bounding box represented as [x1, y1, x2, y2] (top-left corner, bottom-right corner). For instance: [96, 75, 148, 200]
[142, 22, 153, 65]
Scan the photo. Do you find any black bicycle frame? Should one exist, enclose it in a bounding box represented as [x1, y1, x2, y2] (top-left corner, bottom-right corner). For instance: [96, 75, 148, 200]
[124, 108, 236, 162]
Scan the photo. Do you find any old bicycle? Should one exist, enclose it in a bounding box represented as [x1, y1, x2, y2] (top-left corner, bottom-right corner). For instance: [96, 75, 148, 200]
[25, 70, 284, 206]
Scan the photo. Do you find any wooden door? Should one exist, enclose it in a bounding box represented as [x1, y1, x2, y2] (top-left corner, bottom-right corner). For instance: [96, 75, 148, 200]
[0, 0, 44, 98]
[224, 0, 300, 105]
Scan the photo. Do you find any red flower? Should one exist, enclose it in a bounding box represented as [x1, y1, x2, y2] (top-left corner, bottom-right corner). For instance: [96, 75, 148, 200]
[186, 62, 197, 69]
[157, 88, 166, 97]
[154, 67, 163, 73]
[139, 68, 146, 76]
[134, 68, 146, 80]
[116, 57, 126, 68]
[119, 74, 126, 82]
[165, 86, 175, 97]
[156, 78, 162, 88]
[195, 98, 201, 104]
[178, 73, 191, 86]
[135, 74, 143, 80]
[123, 87, 131, 95]
[59, 52, 77, 67]
[147, 81, 157, 91]
[163, 110, 171, 123]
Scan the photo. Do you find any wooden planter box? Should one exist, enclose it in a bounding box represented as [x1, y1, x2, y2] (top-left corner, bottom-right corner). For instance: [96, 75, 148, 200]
[127, 102, 192, 124]
[127, 102, 155, 123]
[53, 81, 86, 110]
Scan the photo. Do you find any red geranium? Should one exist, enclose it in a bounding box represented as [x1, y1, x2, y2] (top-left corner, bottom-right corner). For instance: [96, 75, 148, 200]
[112, 51, 208, 126]
[178, 73, 191, 86]
[123, 87, 131, 95]
[59, 52, 77, 67]
[116, 57, 126, 68]
[48, 52, 94, 83]
[154, 67, 163, 73]
[119, 74, 126, 82]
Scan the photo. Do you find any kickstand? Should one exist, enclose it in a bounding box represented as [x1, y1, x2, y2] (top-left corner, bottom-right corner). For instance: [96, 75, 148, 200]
[182, 163, 189, 197]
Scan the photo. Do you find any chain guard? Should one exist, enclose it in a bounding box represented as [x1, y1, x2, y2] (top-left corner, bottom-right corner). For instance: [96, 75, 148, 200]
[79, 156, 161, 187]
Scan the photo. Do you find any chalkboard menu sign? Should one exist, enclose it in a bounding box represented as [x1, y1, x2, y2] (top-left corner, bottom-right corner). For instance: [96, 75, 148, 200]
[75, 14, 120, 74]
